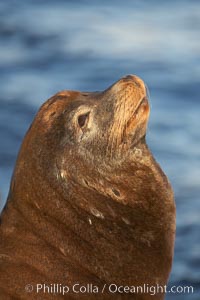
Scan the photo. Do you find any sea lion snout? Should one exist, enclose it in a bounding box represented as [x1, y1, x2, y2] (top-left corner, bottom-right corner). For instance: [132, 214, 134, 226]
[121, 74, 147, 90]
[99, 75, 150, 153]
[106, 74, 149, 118]
[112, 74, 147, 95]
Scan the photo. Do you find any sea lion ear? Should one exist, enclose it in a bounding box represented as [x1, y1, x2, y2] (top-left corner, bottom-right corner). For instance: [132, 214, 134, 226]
[39, 90, 81, 124]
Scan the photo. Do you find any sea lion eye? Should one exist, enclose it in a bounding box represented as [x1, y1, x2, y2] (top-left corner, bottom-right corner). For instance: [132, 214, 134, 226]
[78, 112, 90, 128]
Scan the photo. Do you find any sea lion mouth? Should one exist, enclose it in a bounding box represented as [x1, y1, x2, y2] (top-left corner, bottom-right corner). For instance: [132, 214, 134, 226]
[122, 95, 149, 146]
[106, 75, 150, 154]
[134, 96, 149, 116]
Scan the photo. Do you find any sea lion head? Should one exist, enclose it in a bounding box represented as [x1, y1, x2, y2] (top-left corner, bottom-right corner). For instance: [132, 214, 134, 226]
[12, 74, 151, 202]
[41, 74, 149, 157]
[60, 74, 150, 159]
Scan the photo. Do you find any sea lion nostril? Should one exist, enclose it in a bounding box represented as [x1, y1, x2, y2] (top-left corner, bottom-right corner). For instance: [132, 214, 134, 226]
[122, 75, 141, 88]
[125, 75, 135, 80]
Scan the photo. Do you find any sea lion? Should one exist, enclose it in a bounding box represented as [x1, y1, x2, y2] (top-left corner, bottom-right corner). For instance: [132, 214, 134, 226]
[0, 75, 176, 299]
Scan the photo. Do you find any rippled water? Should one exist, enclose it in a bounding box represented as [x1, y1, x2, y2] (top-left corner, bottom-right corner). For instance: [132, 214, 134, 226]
[0, 1, 200, 299]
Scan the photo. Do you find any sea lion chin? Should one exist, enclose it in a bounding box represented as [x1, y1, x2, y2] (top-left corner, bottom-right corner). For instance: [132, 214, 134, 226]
[0, 75, 176, 300]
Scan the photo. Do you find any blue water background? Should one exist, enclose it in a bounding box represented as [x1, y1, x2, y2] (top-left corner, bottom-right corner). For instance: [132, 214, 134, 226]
[0, 0, 200, 299]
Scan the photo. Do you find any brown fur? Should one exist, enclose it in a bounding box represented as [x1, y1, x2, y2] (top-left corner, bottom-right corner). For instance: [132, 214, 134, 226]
[0, 75, 176, 299]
